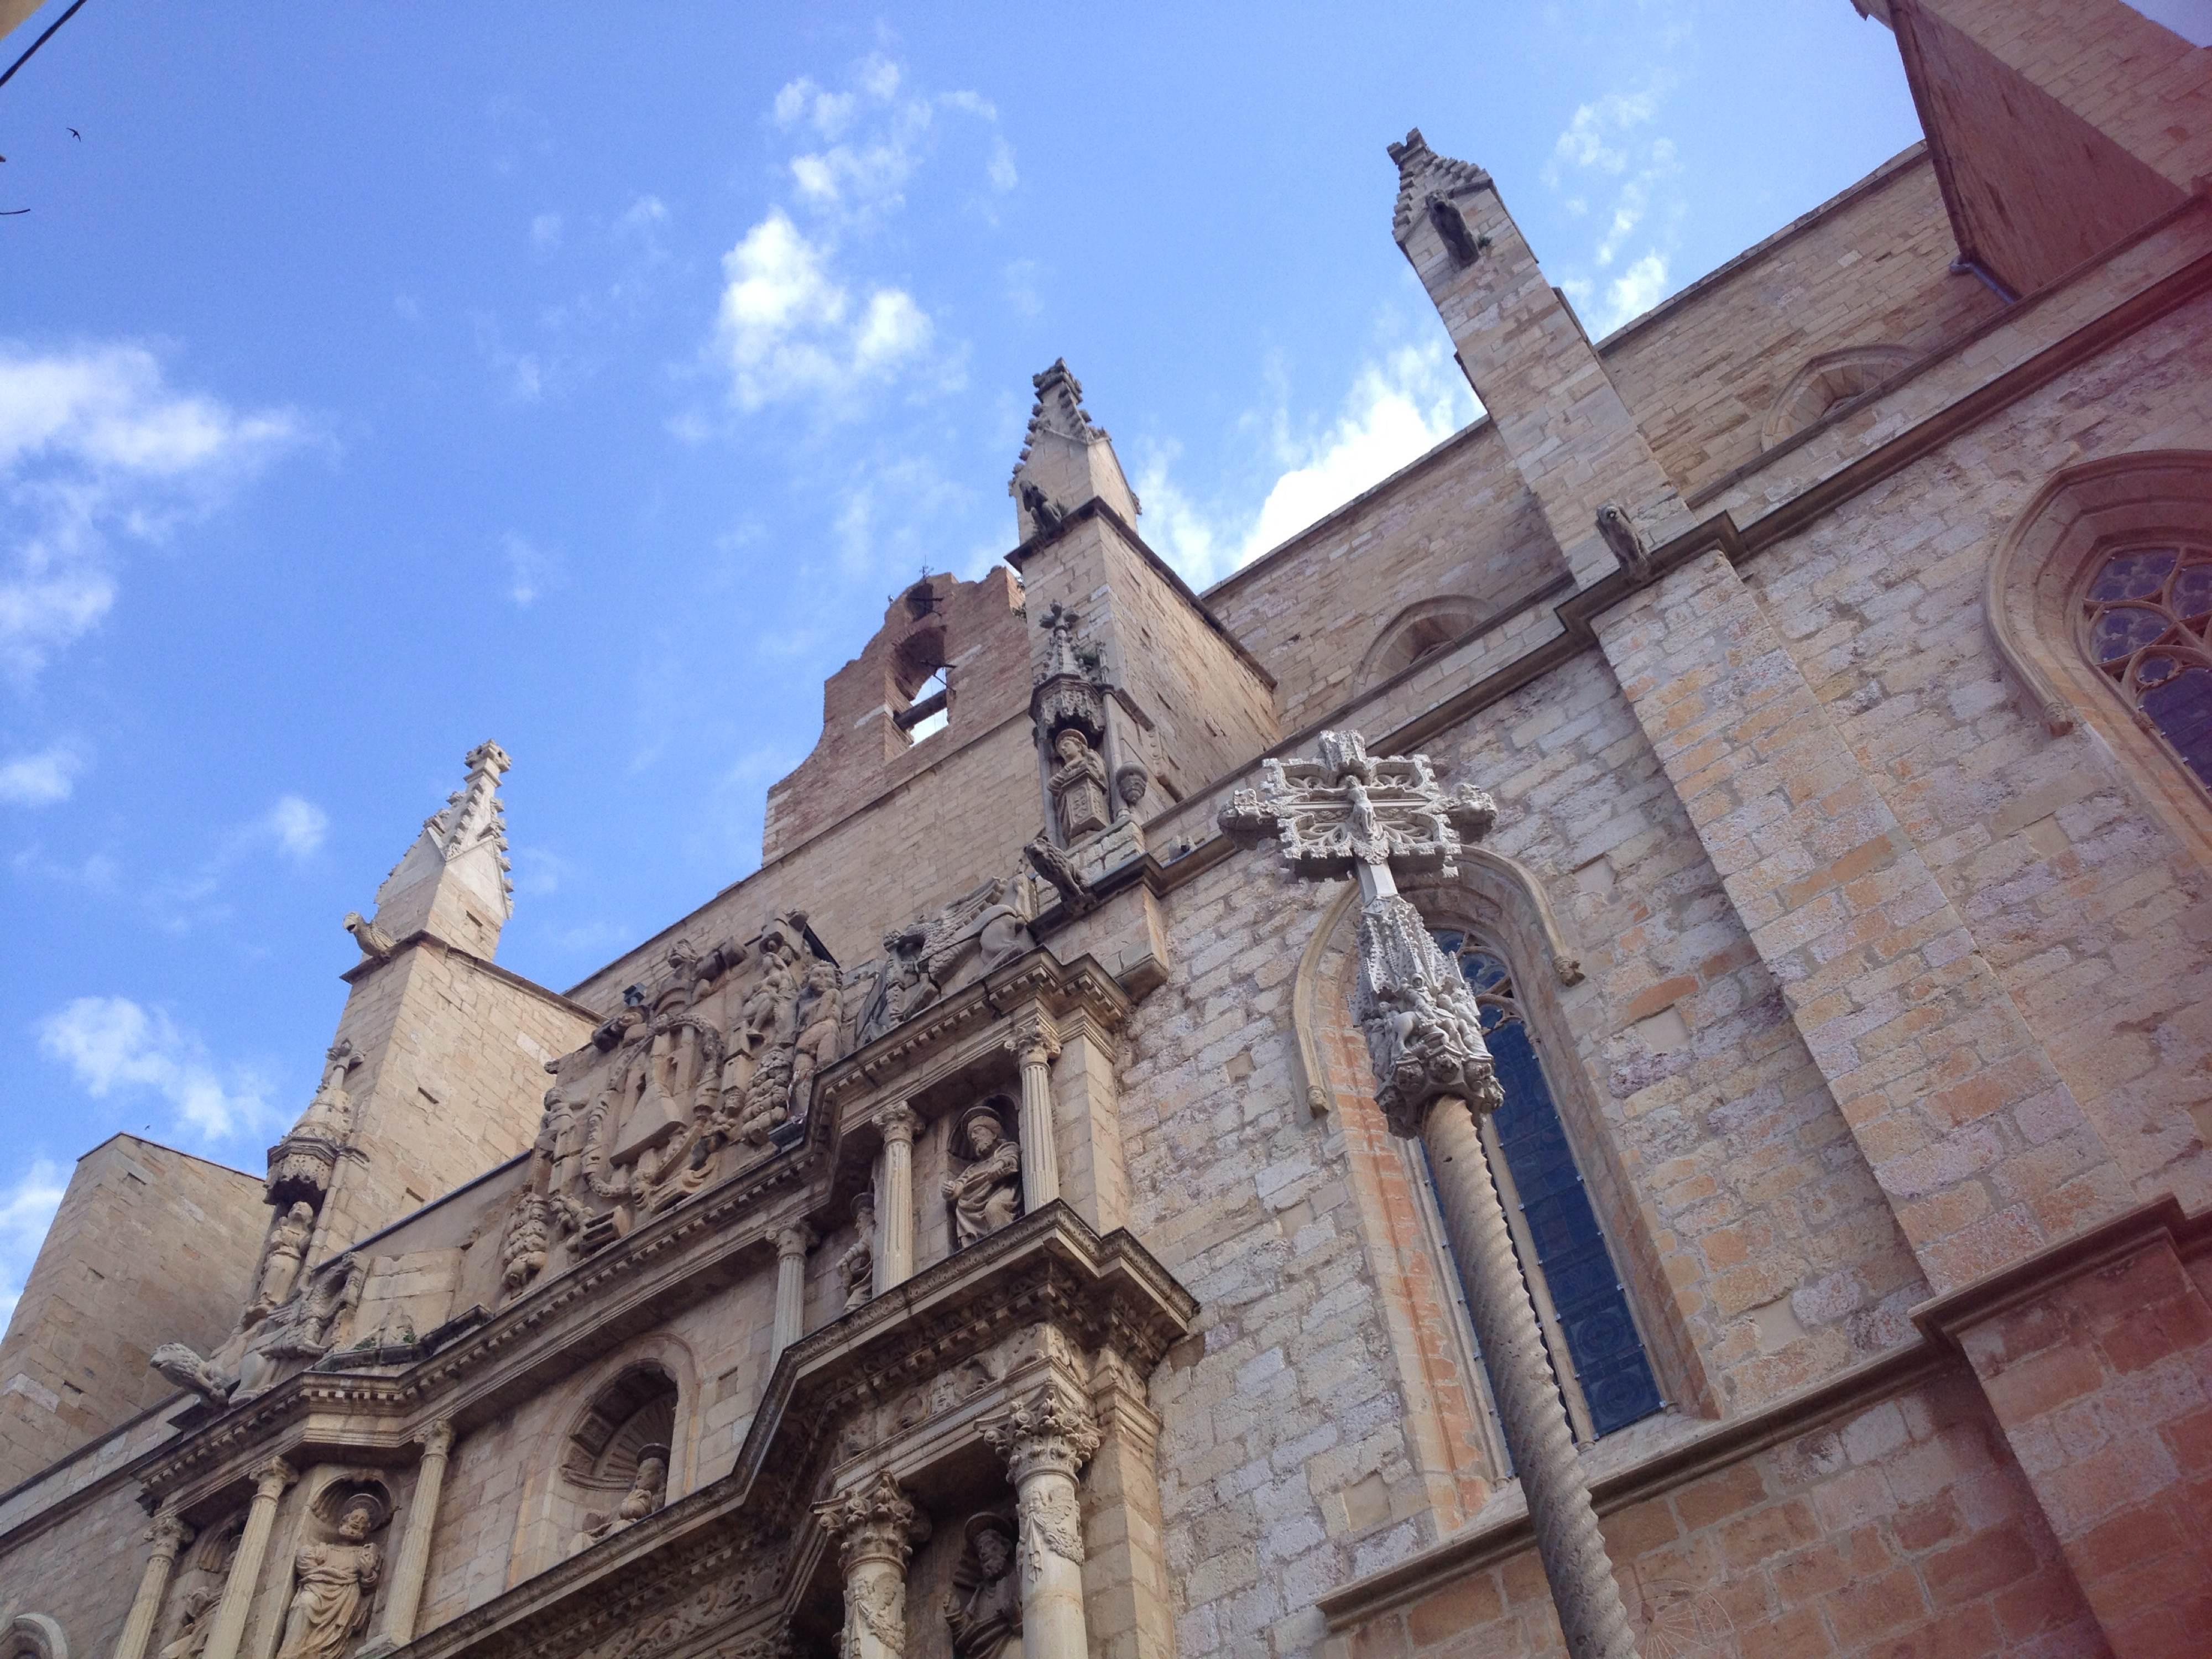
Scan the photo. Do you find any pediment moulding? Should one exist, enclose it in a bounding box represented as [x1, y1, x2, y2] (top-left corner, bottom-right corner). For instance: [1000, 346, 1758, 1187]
[384, 1203, 1192, 1659]
[135, 940, 1134, 1507]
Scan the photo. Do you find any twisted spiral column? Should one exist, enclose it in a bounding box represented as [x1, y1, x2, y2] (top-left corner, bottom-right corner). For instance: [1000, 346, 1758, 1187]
[1419, 1094, 1637, 1659]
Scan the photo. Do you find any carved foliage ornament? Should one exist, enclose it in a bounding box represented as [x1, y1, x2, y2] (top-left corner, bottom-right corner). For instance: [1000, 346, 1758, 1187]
[1354, 895, 1506, 1135]
[1219, 731, 1496, 883]
[981, 1385, 1100, 1488]
[1219, 730, 1504, 1134]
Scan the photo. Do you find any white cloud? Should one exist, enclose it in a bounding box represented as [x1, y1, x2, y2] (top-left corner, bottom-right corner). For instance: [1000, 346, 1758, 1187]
[266, 795, 327, 859]
[0, 344, 302, 681]
[503, 530, 565, 606]
[1597, 253, 1671, 333]
[530, 212, 564, 252]
[1542, 88, 1661, 185]
[1540, 78, 1683, 333]
[714, 210, 936, 412]
[0, 1159, 66, 1329]
[37, 997, 272, 1141]
[0, 744, 82, 806]
[987, 138, 1018, 194]
[1137, 341, 1478, 588]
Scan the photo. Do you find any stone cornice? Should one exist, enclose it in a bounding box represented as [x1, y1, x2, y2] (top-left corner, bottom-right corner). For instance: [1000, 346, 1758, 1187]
[141, 1133, 823, 1502]
[813, 947, 1131, 1115]
[395, 1202, 1195, 1659]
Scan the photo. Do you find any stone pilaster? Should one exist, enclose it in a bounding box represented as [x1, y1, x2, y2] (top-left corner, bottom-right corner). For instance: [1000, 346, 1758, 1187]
[875, 1105, 919, 1293]
[202, 1455, 295, 1659]
[813, 1472, 931, 1659]
[111, 1511, 192, 1659]
[771, 1224, 815, 1366]
[983, 1384, 1101, 1659]
[369, 1419, 453, 1651]
[1006, 1011, 1063, 1211]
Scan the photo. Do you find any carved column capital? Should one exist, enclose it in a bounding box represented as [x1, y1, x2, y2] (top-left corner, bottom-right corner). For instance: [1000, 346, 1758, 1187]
[418, 1418, 456, 1458]
[1004, 1007, 1062, 1068]
[813, 1470, 932, 1572]
[878, 1102, 920, 1147]
[149, 1510, 195, 1559]
[774, 1223, 817, 1261]
[982, 1383, 1101, 1485]
[248, 1455, 299, 1499]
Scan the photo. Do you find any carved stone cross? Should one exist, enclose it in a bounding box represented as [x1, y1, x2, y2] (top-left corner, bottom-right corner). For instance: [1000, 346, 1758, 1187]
[1220, 729, 1505, 1134]
[1219, 731, 1642, 1659]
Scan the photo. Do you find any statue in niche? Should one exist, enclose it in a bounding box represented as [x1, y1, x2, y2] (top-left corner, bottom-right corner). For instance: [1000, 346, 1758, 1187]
[572, 1444, 669, 1554]
[273, 1492, 384, 1659]
[943, 1512, 1021, 1657]
[159, 1586, 221, 1659]
[1048, 728, 1110, 841]
[838, 1190, 875, 1312]
[251, 1202, 316, 1317]
[944, 1100, 1021, 1249]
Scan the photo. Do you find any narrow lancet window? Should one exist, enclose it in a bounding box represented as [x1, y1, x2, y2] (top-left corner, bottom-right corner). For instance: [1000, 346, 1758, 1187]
[2079, 543, 2212, 791]
[1432, 930, 1662, 1439]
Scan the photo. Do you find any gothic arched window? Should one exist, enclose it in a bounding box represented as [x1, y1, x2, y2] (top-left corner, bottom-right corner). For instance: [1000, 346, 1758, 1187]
[2078, 542, 2212, 791]
[1432, 930, 1662, 1440]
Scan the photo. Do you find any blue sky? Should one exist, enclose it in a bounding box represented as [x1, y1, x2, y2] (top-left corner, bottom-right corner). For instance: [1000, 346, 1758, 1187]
[0, 1, 1926, 1318]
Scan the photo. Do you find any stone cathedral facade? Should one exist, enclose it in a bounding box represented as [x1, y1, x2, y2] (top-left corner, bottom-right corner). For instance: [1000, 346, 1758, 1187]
[7, 3, 2212, 1657]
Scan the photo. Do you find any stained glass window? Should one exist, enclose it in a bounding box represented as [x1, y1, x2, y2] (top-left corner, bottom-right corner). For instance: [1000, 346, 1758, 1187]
[2078, 544, 2212, 792]
[1431, 930, 1663, 1440]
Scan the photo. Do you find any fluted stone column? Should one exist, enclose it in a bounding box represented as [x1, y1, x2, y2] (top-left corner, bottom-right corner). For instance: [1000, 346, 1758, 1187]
[371, 1419, 454, 1650]
[203, 1455, 296, 1659]
[813, 1472, 931, 1659]
[1008, 1011, 1062, 1211]
[770, 1224, 815, 1365]
[112, 1511, 192, 1659]
[875, 1104, 919, 1293]
[984, 1385, 1100, 1659]
[1417, 1093, 1636, 1659]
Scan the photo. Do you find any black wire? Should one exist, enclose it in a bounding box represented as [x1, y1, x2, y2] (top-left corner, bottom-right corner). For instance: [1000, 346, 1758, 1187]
[0, 0, 93, 93]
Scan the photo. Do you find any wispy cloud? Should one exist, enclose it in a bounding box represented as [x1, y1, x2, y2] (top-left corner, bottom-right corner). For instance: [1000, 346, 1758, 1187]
[267, 795, 327, 860]
[0, 744, 83, 806]
[1136, 338, 1477, 587]
[706, 55, 1002, 419]
[36, 997, 274, 1141]
[0, 344, 304, 683]
[0, 1159, 66, 1328]
[503, 530, 565, 606]
[1540, 77, 1686, 334]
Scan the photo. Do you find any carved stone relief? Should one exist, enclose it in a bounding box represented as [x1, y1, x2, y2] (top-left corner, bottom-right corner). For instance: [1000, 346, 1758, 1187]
[942, 1512, 1020, 1658]
[273, 1489, 387, 1659]
[570, 1444, 669, 1557]
[1047, 729, 1110, 842]
[943, 1100, 1021, 1250]
[265, 1041, 362, 1210]
[856, 883, 1036, 1046]
[838, 1190, 877, 1314]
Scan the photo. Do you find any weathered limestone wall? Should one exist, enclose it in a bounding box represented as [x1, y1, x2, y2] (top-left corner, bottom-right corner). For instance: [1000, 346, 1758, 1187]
[1203, 424, 1566, 734]
[571, 707, 1045, 1004]
[319, 942, 595, 1260]
[1335, 1367, 2103, 1658]
[762, 568, 1034, 863]
[1724, 281, 2212, 1222]
[1599, 148, 2002, 498]
[0, 1460, 166, 1657]
[1893, 0, 2185, 299]
[0, 1137, 263, 1490]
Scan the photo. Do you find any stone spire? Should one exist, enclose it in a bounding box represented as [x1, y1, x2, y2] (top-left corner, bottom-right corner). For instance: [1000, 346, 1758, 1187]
[363, 740, 515, 959]
[1385, 127, 1493, 244]
[1008, 358, 1140, 542]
